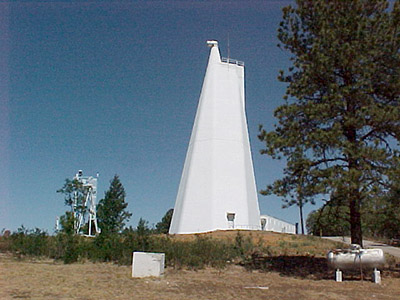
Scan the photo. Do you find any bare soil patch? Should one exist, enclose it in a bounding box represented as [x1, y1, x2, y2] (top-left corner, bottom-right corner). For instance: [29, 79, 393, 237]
[1, 253, 400, 300]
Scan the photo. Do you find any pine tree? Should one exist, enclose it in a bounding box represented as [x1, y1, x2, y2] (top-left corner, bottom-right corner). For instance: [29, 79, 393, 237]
[155, 209, 174, 234]
[57, 178, 86, 234]
[306, 203, 350, 237]
[97, 175, 132, 234]
[259, 0, 400, 246]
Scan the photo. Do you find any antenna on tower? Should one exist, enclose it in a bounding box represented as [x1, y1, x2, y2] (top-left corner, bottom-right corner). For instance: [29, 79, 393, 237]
[227, 32, 230, 62]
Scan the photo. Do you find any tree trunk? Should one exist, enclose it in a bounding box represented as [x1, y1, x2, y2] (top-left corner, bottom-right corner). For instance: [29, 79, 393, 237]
[343, 106, 363, 247]
[349, 196, 363, 247]
[299, 201, 305, 235]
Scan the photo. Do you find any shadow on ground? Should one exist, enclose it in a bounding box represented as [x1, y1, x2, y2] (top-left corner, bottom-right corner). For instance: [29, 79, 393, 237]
[243, 254, 333, 279]
[243, 253, 400, 280]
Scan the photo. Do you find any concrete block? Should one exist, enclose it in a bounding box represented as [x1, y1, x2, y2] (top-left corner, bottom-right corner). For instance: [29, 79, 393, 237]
[132, 252, 165, 278]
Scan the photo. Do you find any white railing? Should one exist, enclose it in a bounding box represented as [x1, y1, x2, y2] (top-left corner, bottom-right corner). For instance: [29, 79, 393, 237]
[221, 57, 244, 66]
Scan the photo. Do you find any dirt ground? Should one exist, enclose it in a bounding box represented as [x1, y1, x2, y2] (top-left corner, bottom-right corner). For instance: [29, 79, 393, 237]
[1, 253, 400, 300]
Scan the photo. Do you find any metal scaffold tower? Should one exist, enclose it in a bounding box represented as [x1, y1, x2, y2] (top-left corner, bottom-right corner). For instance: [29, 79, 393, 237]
[72, 170, 101, 236]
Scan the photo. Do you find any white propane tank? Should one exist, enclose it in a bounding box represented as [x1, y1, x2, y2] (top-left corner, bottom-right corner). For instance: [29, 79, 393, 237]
[327, 245, 385, 271]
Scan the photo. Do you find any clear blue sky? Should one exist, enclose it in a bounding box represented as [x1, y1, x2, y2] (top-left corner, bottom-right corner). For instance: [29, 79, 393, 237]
[0, 0, 322, 232]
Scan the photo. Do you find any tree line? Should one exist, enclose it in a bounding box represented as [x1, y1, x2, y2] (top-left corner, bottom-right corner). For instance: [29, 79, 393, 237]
[306, 184, 400, 240]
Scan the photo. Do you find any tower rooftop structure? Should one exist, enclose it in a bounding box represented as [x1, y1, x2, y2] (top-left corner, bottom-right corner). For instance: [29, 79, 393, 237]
[169, 40, 260, 234]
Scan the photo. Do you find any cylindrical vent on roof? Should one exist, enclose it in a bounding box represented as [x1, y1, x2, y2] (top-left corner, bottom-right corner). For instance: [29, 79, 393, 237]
[207, 40, 218, 47]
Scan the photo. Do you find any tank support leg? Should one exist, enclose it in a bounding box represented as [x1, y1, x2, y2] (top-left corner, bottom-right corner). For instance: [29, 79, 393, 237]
[335, 269, 342, 282]
[372, 268, 381, 284]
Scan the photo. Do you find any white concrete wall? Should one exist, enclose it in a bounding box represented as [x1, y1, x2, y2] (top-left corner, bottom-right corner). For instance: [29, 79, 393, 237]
[260, 215, 296, 234]
[132, 252, 165, 278]
[169, 41, 260, 234]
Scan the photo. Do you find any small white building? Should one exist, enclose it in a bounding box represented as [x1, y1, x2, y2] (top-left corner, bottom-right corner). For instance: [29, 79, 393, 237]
[260, 215, 296, 234]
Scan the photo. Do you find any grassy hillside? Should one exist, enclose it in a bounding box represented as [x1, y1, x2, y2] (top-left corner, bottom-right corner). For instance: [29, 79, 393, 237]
[170, 230, 345, 256]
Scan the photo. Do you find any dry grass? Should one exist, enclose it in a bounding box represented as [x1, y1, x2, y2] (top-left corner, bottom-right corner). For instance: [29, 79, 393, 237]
[171, 230, 345, 256]
[1, 253, 400, 300]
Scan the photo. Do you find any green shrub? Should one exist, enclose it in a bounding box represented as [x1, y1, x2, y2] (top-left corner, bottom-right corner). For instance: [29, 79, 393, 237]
[5, 228, 320, 270]
[9, 227, 50, 257]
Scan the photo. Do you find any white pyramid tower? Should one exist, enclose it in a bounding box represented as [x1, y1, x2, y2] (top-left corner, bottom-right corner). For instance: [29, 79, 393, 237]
[169, 40, 260, 234]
